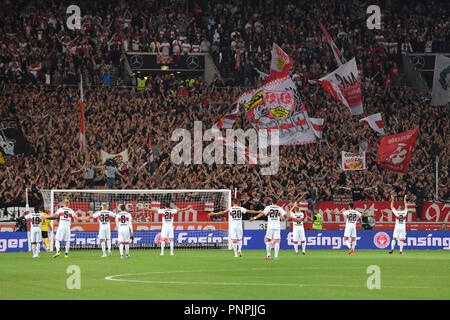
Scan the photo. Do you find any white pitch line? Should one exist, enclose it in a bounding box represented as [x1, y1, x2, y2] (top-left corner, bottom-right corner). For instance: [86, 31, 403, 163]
[104, 269, 445, 290]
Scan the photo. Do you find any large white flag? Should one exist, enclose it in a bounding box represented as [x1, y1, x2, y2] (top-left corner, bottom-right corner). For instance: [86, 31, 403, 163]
[431, 55, 450, 106]
[239, 76, 316, 145]
[359, 113, 385, 135]
[317, 58, 363, 115]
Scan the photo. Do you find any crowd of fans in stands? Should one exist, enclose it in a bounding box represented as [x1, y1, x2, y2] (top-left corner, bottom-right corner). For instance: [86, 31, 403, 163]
[0, 0, 448, 218]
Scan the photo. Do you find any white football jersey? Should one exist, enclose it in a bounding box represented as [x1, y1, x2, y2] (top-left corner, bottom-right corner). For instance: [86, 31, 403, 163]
[392, 209, 408, 227]
[342, 209, 362, 225]
[24, 212, 46, 230]
[55, 207, 76, 228]
[116, 211, 133, 230]
[157, 208, 178, 226]
[93, 210, 116, 226]
[291, 210, 305, 229]
[263, 205, 287, 229]
[228, 206, 247, 228]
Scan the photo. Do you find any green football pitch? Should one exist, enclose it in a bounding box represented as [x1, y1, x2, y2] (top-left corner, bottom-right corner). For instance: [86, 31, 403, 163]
[0, 249, 449, 300]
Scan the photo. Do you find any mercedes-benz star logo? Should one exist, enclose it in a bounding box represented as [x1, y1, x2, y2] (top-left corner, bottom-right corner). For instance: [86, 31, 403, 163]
[129, 55, 144, 68]
[186, 56, 200, 69]
[412, 56, 425, 69]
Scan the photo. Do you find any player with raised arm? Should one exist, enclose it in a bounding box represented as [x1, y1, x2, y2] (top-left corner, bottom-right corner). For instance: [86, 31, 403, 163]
[47, 198, 84, 258]
[116, 204, 133, 259]
[330, 202, 374, 254]
[289, 201, 309, 255]
[79, 202, 116, 257]
[144, 202, 192, 256]
[389, 194, 408, 254]
[249, 197, 302, 260]
[22, 206, 53, 258]
[208, 198, 262, 258]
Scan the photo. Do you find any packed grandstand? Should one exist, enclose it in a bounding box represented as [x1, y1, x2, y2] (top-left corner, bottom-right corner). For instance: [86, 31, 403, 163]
[0, 0, 448, 222]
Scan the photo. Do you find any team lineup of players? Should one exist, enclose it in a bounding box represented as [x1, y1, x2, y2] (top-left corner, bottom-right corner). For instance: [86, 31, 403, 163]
[22, 194, 409, 259]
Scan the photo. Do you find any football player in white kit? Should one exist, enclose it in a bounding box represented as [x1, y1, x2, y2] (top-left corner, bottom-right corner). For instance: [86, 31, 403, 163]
[144, 202, 192, 255]
[249, 198, 301, 259]
[116, 204, 133, 259]
[80, 202, 116, 257]
[389, 194, 408, 254]
[22, 207, 51, 258]
[289, 201, 309, 255]
[331, 202, 374, 254]
[48, 198, 84, 258]
[208, 198, 262, 258]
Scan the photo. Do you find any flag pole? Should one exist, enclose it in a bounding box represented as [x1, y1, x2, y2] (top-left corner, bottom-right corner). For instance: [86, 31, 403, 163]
[79, 73, 86, 157]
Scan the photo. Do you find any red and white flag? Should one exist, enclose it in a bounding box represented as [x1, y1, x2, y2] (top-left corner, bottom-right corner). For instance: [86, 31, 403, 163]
[319, 21, 346, 66]
[360, 113, 385, 135]
[316, 58, 363, 115]
[376, 127, 419, 174]
[212, 102, 240, 130]
[309, 118, 324, 139]
[79, 75, 86, 153]
[265, 43, 293, 83]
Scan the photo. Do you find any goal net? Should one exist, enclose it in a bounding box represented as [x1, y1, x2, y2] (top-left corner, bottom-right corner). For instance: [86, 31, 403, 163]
[40, 189, 231, 253]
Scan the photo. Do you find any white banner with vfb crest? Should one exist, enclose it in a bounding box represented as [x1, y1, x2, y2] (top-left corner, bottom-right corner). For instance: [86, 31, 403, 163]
[239, 76, 316, 145]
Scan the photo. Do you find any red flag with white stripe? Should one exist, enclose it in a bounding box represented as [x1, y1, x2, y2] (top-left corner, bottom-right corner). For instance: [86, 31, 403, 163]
[319, 21, 346, 66]
[376, 128, 419, 174]
[359, 113, 385, 135]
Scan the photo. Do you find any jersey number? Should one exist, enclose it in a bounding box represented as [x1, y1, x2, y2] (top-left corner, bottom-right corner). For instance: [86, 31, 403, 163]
[120, 216, 126, 224]
[164, 212, 172, 220]
[32, 217, 41, 225]
[63, 211, 69, 219]
[231, 210, 242, 219]
[348, 213, 358, 222]
[268, 209, 279, 218]
[99, 214, 109, 222]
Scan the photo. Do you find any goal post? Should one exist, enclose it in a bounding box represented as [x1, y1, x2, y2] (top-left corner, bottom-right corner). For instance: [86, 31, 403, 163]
[41, 189, 232, 252]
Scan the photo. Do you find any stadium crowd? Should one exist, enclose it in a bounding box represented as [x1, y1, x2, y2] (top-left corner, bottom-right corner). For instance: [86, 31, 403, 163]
[0, 0, 448, 219]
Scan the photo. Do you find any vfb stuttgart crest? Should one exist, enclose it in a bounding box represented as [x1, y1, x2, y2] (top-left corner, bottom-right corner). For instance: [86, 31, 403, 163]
[373, 231, 390, 249]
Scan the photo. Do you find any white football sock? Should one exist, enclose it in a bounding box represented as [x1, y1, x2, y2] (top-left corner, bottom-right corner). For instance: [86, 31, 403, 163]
[274, 242, 280, 258]
[391, 240, 396, 250]
[266, 242, 271, 256]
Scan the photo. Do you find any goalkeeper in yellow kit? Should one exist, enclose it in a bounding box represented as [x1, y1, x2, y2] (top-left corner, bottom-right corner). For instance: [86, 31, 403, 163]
[39, 205, 52, 252]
